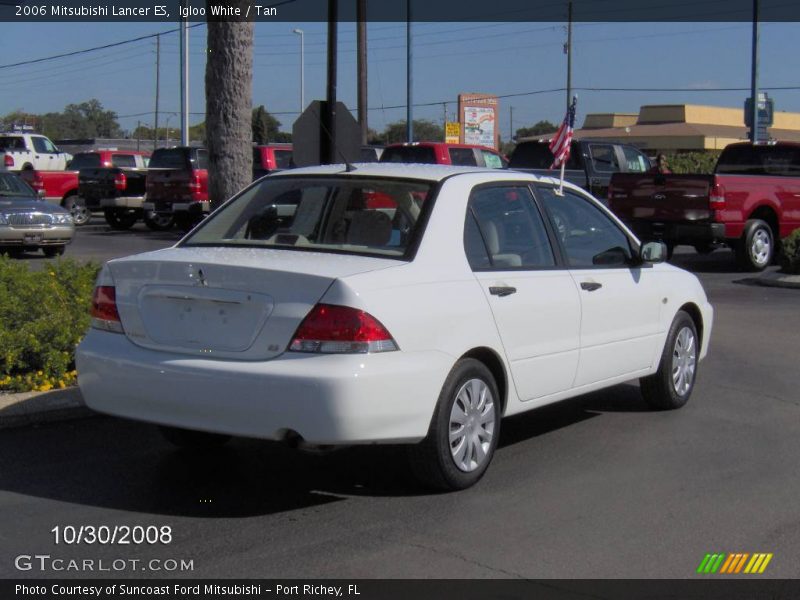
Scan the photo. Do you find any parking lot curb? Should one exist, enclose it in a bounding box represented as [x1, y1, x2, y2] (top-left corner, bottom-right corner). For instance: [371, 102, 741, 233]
[747, 271, 800, 290]
[0, 387, 92, 429]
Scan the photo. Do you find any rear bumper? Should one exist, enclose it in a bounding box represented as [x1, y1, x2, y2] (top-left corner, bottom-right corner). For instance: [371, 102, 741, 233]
[626, 220, 726, 246]
[100, 196, 146, 209]
[76, 329, 451, 445]
[143, 200, 209, 215]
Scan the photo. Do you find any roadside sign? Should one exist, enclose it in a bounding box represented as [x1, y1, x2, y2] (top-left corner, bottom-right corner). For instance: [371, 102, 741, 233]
[445, 122, 460, 144]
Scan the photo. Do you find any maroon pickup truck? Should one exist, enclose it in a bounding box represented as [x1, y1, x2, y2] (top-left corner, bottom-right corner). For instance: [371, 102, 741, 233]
[143, 146, 208, 230]
[608, 141, 800, 271]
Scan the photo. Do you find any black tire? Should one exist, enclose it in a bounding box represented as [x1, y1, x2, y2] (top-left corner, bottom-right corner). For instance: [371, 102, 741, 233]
[693, 243, 714, 255]
[144, 211, 175, 232]
[158, 426, 231, 449]
[174, 213, 201, 233]
[640, 310, 699, 410]
[408, 359, 501, 491]
[42, 246, 65, 258]
[63, 194, 91, 226]
[2, 247, 22, 258]
[103, 208, 138, 230]
[735, 219, 774, 272]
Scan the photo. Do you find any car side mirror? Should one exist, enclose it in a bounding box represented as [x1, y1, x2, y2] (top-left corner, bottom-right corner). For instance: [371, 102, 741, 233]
[641, 241, 667, 264]
[37, 189, 46, 200]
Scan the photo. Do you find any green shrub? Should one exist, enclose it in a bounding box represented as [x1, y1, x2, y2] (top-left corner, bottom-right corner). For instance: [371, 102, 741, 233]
[665, 151, 721, 175]
[0, 256, 99, 392]
[780, 229, 800, 274]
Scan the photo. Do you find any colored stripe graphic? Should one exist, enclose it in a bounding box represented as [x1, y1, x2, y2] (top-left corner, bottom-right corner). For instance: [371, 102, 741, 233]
[700, 552, 773, 575]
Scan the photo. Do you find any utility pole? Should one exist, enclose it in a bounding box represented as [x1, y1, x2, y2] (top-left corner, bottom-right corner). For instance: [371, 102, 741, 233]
[509, 106, 513, 143]
[293, 29, 305, 113]
[406, 0, 413, 142]
[357, 0, 368, 145]
[750, 0, 759, 143]
[154, 34, 160, 150]
[566, 0, 572, 110]
[442, 103, 447, 126]
[136, 120, 141, 151]
[324, 0, 338, 163]
[180, 2, 189, 146]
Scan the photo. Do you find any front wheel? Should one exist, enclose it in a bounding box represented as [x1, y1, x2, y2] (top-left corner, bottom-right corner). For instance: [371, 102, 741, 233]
[64, 195, 91, 226]
[640, 310, 699, 410]
[736, 219, 774, 271]
[408, 359, 501, 491]
[103, 208, 138, 230]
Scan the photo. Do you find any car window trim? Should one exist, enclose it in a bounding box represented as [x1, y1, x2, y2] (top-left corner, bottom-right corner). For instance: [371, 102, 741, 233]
[464, 180, 562, 273]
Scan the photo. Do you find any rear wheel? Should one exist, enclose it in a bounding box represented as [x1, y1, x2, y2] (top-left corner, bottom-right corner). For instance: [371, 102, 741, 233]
[63, 194, 91, 226]
[42, 246, 65, 258]
[408, 359, 501, 491]
[144, 211, 175, 231]
[640, 310, 699, 410]
[174, 213, 200, 232]
[158, 426, 231, 449]
[103, 208, 138, 230]
[735, 219, 773, 271]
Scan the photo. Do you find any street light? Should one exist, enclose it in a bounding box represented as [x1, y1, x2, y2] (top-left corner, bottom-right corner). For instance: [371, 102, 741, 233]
[292, 28, 305, 113]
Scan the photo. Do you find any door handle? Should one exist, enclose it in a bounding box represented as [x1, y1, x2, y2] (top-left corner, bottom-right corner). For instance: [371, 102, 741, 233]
[489, 286, 517, 297]
[580, 281, 603, 292]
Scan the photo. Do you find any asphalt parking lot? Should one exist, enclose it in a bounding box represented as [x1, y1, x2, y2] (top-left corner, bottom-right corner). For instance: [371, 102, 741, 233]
[1, 224, 798, 579]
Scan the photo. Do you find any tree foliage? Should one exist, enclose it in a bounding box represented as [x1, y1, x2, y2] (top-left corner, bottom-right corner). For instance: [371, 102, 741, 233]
[514, 120, 558, 141]
[252, 105, 291, 143]
[377, 119, 445, 144]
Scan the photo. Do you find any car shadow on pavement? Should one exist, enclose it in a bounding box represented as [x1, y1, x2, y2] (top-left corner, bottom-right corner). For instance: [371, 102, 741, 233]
[0, 383, 655, 513]
[668, 249, 741, 274]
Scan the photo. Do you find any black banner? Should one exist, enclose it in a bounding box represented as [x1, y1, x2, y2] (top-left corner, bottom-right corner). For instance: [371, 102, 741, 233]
[4, 579, 800, 600]
[2, 0, 800, 22]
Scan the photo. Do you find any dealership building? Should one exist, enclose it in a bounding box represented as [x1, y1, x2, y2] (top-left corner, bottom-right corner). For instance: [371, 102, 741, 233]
[574, 104, 800, 154]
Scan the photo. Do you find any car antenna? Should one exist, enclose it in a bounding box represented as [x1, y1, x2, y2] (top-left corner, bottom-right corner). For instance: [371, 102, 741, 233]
[310, 105, 357, 172]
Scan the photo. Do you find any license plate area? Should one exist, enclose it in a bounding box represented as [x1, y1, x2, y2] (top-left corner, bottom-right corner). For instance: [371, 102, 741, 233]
[24, 233, 43, 244]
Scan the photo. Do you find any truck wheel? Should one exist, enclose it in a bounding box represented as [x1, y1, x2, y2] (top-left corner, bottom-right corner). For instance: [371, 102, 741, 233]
[103, 208, 138, 230]
[693, 244, 714, 255]
[408, 359, 501, 491]
[64, 195, 91, 226]
[640, 310, 698, 410]
[42, 246, 65, 258]
[735, 219, 773, 271]
[174, 213, 200, 232]
[144, 212, 175, 231]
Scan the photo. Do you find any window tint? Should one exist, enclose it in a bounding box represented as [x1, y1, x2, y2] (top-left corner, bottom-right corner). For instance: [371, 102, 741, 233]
[68, 153, 102, 170]
[380, 146, 436, 163]
[448, 148, 478, 167]
[150, 148, 189, 169]
[481, 150, 505, 169]
[465, 185, 555, 270]
[538, 186, 632, 268]
[588, 144, 620, 173]
[509, 140, 581, 170]
[274, 149, 293, 169]
[621, 146, 649, 172]
[111, 154, 136, 168]
[716, 144, 800, 177]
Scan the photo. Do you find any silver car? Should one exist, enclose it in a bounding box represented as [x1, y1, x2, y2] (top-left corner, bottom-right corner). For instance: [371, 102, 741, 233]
[0, 172, 74, 257]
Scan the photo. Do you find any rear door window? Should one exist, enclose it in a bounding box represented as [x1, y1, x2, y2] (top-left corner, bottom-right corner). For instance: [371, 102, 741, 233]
[481, 150, 507, 169]
[621, 146, 650, 172]
[588, 144, 621, 173]
[449, 148, 478, 167]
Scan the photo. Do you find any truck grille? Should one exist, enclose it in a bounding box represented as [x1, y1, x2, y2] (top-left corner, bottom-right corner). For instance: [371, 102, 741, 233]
[7, 213, 53, 226]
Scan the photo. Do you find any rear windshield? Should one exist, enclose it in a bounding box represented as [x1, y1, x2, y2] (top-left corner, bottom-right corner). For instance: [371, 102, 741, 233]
[274, 149, 293, 169]
[182, 177, 434, 259]
[380, 146, 437, 164]
[68, 153, 102, 170]
[150, 148, 189, 169]
[716, 144, 800, 177]
[509, 141, 581, 170]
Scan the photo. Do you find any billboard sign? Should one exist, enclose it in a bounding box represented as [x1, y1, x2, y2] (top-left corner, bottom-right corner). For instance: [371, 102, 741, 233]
[458, 93, 499, 149]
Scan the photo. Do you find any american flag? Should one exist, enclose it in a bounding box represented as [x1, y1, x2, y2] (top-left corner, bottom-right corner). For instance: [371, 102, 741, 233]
[549, 96, 577, 169]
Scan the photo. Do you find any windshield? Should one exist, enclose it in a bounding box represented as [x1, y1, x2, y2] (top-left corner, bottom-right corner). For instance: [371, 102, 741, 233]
[0, 173, 36, 197]
[182, 176, 434, 259]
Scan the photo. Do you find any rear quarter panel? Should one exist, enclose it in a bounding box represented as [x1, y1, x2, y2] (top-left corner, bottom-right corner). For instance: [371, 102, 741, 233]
[715, 173, 800, 239]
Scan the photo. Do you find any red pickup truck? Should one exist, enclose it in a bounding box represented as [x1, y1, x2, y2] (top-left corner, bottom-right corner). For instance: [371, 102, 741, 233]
[607, 141, 800, 271]
[20, 150, 150, 226]
[380, 142, 508, 168]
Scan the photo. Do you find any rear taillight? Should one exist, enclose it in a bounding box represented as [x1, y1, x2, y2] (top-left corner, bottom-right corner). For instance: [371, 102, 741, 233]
[709, 181, 726, 210]
[90, 286, 123, 333]
[4, 155, 13, 168]
[188, 172, 202, 198]
[114, 172, 127, 191]
[29, 174, 44, 191]
[289, 304, 398, 354]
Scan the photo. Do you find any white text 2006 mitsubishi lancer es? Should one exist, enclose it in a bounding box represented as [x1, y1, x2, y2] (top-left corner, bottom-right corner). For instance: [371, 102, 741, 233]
[77, 164, 713, 490]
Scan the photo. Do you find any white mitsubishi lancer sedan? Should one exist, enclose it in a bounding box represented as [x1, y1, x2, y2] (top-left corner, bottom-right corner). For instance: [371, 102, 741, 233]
[76, 164, 713, 491]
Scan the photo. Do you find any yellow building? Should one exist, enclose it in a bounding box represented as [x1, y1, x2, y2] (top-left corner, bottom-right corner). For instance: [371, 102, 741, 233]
[575, 104, 800, 153]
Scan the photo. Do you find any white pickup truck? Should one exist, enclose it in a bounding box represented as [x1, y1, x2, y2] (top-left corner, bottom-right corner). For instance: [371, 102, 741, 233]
[0, 133, 71, 172]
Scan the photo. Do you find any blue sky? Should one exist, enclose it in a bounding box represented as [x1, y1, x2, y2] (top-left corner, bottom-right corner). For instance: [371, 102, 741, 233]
[1, 20, 799, 139]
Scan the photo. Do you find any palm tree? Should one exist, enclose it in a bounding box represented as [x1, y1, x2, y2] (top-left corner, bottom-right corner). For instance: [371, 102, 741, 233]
[205, 6, 254, 211]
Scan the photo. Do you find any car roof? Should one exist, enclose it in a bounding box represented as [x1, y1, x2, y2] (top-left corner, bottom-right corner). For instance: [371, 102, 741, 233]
[269, 162, 581, 188]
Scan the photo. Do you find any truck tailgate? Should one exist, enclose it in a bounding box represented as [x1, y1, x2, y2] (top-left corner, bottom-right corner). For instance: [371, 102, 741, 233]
[608, 174, 715, 222]
[147, 168, 192, 201]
